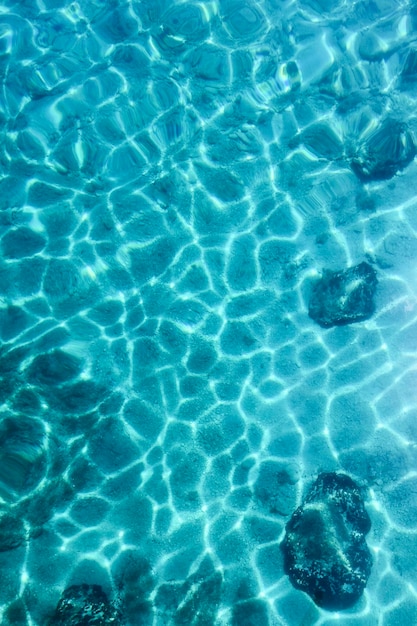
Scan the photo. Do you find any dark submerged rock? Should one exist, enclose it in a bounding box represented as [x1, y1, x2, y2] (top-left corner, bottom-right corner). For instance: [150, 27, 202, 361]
[156, 557, 222, 625]
[48, 584, 122, 625]
[281, 473, 372, 611]
[0, 512, 26, 551]
[254, 461, 298, 516]
[0, 416, 47, 502]
[1, 226, 46, 259]
[351, 118, 415, 180]
[232, 598, 269, 626]
[27, 350, 82, 386]
[308, 262, 377, 328]
[400, 48, 417, 87]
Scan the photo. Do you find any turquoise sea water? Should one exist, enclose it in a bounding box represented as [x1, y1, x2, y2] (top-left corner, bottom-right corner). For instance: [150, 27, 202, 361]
[1, 0, 417, 624]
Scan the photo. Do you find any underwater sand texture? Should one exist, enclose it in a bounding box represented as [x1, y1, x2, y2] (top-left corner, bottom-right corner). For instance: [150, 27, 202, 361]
[1, 0, 417, 624]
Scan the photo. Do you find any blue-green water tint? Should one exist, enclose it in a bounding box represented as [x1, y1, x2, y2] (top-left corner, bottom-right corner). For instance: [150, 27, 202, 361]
[1, 0, 417, 624]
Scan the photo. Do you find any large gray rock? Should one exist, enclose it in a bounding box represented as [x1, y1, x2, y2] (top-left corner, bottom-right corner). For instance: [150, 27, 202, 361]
[281, 473, 372, 611]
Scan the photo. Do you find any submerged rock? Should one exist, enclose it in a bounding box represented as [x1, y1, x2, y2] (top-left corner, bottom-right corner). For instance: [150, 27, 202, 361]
[400, 48, 417, 87]
[281, 473, 372, 611]
[351, 118, 415, 180]
[156, 557, 222, 625]
[0, 512, 26, 552]
[254, 461, 299, 516]
[308, 262, 377, 328]
[0, 416, 47, 502]
[48, 584, 122, 625]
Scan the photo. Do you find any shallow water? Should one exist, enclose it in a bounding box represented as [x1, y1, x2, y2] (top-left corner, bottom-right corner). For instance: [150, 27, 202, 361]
[1, 0, 417, 624]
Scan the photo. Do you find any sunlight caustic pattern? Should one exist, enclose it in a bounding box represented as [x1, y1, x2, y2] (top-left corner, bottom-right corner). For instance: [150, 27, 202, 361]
[1, 0, 417, 624]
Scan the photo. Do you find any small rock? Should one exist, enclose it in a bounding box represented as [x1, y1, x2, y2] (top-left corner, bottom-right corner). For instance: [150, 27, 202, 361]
[254, 461, 299, 516]
[308, 262, 377, 328]
[0, 512, 25, 552]
[351, 118, 415, 181]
